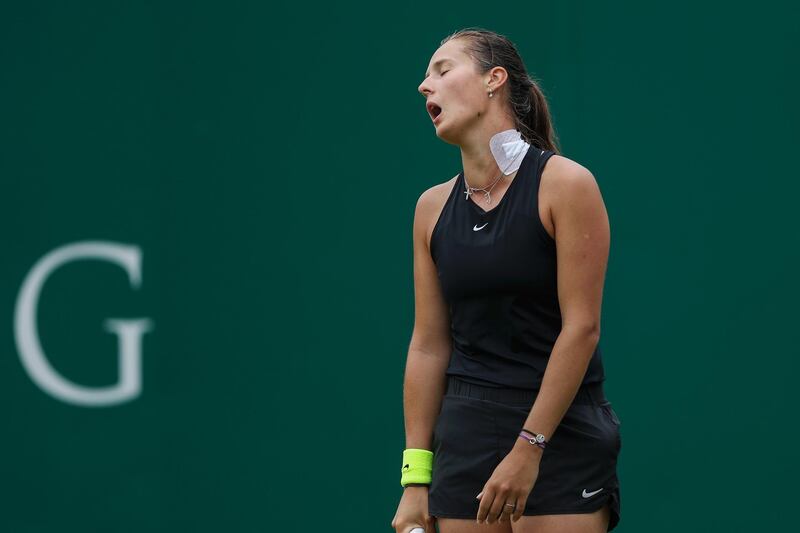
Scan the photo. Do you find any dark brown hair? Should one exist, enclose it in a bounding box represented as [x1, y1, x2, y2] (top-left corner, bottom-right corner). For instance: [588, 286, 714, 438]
[441, 27, 561, 154]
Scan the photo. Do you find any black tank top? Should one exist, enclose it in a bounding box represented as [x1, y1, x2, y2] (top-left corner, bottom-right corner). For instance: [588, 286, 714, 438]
[429, 146, 606, 390]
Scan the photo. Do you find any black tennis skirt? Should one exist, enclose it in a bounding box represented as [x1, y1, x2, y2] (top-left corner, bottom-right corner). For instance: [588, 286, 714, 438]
[428, 375, 622, 531]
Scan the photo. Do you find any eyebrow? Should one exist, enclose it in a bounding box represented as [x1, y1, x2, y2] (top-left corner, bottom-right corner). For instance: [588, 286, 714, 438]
[424, 58, 453, 78]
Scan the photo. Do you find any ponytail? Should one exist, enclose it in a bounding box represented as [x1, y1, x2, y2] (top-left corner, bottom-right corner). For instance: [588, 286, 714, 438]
[518, 81, 560, 154]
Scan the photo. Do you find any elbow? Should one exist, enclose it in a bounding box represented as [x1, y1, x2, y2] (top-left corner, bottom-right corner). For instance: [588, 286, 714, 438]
[408, 330, 452, 360]
[562, 321, 601, 342]
[408, 341, 451, 360]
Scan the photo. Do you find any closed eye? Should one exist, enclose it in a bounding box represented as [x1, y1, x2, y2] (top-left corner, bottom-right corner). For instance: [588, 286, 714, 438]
[441, 70, 450, 75]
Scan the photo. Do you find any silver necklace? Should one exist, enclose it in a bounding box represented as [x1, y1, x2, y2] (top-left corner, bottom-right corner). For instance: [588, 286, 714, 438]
[463, 147, 526, 206]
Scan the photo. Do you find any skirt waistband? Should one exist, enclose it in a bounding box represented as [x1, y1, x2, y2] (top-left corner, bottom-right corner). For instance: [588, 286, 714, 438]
[445, 375, 608, 406]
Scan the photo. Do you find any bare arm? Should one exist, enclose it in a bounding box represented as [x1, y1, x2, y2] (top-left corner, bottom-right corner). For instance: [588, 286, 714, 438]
[403, 187, 453, 450]
[511, 158, 610, 460]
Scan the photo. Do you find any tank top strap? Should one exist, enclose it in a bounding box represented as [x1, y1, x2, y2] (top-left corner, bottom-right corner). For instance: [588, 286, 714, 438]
[429, 172, 463, 262]
[535, 148, 556, 179]
[508, 146, 549, 218]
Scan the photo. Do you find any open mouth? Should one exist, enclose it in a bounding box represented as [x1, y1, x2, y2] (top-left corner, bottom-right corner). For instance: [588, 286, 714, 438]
[426, 102, 443, 122]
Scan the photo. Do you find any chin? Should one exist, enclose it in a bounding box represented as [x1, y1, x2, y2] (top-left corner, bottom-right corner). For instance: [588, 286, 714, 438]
[434, 119, 463, 146]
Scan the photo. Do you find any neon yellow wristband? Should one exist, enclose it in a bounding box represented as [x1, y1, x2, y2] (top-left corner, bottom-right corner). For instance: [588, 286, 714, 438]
[400, 448, 433, 487]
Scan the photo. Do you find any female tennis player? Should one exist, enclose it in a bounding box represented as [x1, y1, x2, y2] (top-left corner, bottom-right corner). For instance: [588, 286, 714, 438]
[391, 28, 622, 533]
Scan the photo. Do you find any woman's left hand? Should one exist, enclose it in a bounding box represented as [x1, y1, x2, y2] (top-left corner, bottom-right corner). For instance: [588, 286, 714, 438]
[475, 443, 542, 524]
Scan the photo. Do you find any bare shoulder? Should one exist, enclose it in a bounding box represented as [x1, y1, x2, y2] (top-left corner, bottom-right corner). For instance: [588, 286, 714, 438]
[415, 174, 460, 250]
[539, 154, 605, 238]
[541, 154, 600, 197]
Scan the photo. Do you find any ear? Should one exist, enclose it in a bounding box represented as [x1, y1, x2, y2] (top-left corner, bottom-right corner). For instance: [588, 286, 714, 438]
[485, 66, 509, 92]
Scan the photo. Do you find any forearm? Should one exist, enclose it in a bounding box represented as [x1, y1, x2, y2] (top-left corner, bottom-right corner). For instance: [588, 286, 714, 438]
[403, 348, 449, 450]
[512, 325, 600, 458]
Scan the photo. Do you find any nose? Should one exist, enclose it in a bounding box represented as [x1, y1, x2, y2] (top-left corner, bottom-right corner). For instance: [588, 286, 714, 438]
[418, 78, 431, 97]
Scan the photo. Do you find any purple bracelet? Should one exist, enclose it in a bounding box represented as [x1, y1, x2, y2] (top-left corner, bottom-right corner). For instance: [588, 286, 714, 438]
[518, 429, 547, 449]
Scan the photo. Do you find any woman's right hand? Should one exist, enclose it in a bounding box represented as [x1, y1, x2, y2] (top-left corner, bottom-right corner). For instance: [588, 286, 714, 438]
[391, 486, 436, 533]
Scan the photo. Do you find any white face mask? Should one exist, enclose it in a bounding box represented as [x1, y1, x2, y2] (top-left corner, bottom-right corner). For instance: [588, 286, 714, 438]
[489, 129, 530, 175]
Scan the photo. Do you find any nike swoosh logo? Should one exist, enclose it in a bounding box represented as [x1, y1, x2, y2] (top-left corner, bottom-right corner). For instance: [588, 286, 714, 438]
[582, 488, 603, 498]
[473, 223, 489, 231]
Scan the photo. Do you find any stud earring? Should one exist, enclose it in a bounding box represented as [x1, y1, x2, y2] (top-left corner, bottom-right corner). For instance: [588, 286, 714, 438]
[489, 90, 494, 98]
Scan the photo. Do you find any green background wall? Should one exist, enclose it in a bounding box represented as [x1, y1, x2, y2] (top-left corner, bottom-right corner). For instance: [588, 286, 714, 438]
[2, 1, 797, 531]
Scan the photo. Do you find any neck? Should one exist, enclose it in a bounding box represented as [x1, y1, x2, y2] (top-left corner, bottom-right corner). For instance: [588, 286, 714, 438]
[458, 119, 518, 189]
